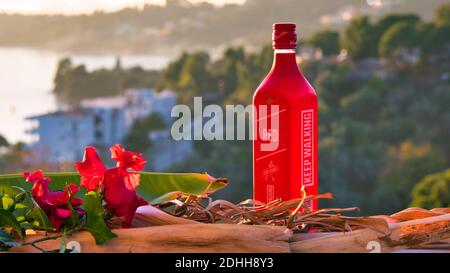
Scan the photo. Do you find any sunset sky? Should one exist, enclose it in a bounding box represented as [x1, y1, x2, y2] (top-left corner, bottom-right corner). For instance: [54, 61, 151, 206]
[0, 0, 246, 14]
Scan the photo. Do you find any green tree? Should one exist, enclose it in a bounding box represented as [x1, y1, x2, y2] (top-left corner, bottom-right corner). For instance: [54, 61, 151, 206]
[158, 52, 189, 91]
[0, 142, 35, 173]
[123, 113, 166, 152]
[377, 141, 447, 213]
[342, 16, 378, 60]
[411, 169, 450, 208]
[226, 62, 255, 104]
[0, 134, 8, 147]
[375, 14, 420, 38]
[378, 21, 421, 58]
[53, 58, 73, 102]
[434, 3, 450, 26]
[214, 47, 246, 98]
[52, 57, 160, 106]
[307, 30, 340, 56]
[253, 44, 273, 77]
[178, 52, 212, 98]
[341, 78, 389, 122]
[314, 63, 361, 109]
[421, 24, 450, 57]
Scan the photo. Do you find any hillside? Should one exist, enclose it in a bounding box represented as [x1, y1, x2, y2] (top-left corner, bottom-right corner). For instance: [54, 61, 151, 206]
[0, 0, 447, 54]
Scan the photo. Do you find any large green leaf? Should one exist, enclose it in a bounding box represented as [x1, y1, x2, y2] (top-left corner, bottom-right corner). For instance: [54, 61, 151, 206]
[0, 172, 228, 204]
[138, 172, 228, 203]
[0, 210, 23, 236]
[83, 191, 117, 245]
[0, 173, 80, 192]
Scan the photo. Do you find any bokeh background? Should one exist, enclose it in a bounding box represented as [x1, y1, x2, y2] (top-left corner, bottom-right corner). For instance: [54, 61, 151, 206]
[0, 0, 449, 214]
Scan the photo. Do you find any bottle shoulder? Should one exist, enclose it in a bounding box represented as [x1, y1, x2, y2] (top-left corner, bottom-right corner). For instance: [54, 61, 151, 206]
[254, 71, 317, 103]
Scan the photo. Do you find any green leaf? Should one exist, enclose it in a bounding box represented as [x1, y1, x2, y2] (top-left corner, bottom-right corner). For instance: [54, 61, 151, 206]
[0, 185, 49, 229]
[83, 191, 117, 245]
[14, 203, 27, 209]
[0, 184, 24, 199]
[26, 196, 52, 230]
[0, 172, 228, 204]
[14, 191, 26, 204]
[3, 185, 52, 230]
[150, 191, 183, 204]
[0, 210, 23, 236]
[138, 173, 228, 204]
[0, 229, 21, 251]
[1, 194, 14, 210]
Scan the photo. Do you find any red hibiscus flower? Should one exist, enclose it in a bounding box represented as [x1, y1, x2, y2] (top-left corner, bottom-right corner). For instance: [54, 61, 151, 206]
[75, 144, 149, 227]
[23, 170, 51, 211]
[23, 170, 85, 231]
[110, 144, 146, 172]
[75, 146, 106, 192]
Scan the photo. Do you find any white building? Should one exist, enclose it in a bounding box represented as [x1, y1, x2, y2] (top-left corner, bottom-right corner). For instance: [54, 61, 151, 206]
[26, 110, 100, 164]
[26, 88, 181, 165]
[81, 88, 177, 128]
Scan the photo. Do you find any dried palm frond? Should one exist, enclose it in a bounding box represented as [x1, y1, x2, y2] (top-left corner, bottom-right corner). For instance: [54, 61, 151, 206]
[152, 188, 390, 235]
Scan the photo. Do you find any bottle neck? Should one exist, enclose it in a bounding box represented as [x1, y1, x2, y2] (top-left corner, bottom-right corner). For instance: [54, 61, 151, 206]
[272, 49, 300, 74]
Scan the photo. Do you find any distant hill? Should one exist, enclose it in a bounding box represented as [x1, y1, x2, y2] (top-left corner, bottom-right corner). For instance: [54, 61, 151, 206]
[0, 0, 447, 54]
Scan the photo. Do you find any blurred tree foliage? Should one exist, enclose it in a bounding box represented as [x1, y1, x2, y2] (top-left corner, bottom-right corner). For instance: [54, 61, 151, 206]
[0, 143, 26, 172]
[307, 30, 340, 56]
[0, 134, 8, 147]
[123, 113, 166, 152]
[378, 21, 422, 58]
[342, 16, 378, 60]
[411, 169, 450, 208]
[374, 14, 421, 37]
[435, 3, 450, 25]
[53, 57, 160, 106]
[166, 139, 253, 203]
[0, 142, 55, 173]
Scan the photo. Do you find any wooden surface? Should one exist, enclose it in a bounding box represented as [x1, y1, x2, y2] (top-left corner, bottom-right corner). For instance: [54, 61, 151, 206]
[6, 208, 450, 253]
[11, 224, 290, 253]
[290, 214, 450, 253]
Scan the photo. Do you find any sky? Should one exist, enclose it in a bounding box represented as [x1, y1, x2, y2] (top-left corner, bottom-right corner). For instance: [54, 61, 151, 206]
[0, 0, 245, 15]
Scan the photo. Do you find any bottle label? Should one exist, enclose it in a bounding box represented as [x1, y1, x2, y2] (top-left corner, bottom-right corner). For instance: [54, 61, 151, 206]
[266, 184, 275, 203]
[254, 107, 289, 202]
[301, 109, 314, 187]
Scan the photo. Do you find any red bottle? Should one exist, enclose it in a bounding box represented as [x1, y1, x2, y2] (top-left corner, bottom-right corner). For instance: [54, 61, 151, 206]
[253, 23, 318, 210]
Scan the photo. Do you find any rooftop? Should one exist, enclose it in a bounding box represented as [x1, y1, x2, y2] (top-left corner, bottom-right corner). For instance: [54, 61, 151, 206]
[26, 110, 87, 120]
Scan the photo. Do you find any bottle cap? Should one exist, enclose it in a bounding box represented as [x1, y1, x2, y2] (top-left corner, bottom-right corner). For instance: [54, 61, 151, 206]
[272, 23, 297, 50]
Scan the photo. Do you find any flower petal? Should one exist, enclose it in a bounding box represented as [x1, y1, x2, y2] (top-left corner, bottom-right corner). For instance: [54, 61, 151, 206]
[24, 169, 51, 211]
[110, 144, 146, 171]
[55, 208, 71, 219]
[65, 183, 80, 197]
[103, 168, 136, 206]
[23, 170, 44, 183]
[102, 168, 148, 227]
[49, 212, 65, 231]
[106, 194, 148, 228]
[75, 146, 107, 192]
